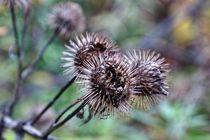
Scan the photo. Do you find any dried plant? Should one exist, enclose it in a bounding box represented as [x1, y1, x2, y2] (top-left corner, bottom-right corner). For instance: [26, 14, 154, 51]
[125, 50, 170, 110]
[77, 53, 133, 118]
[49, 2, 85, 39]
[61, 34, 170, 118]
[0, 0, 173, 139]
[62, 33, 119, 78]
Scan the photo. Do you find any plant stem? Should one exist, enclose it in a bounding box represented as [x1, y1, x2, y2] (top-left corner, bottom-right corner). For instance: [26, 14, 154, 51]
[0, 117, 5, 140]
[31, 76, 76, 125]
[15, 132, 24, 140]
[21, 28, 59, 80]
[10, 1, 20, 54]
[1, 115, 56, 140]
[43, 100, 88, 138]
[54, 99, 81, 124]
[20, 7, 31, 60]
[6, 1, 23, 117]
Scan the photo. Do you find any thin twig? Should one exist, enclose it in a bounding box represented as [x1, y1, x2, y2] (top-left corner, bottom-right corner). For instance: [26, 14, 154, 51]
[43, 99, 89, 138]
[14, 121, 26, 140]
[20, 7, 31, 60]
[54, 95, 94, 125]
[15, 131, 24, 140]
[1, 115, 56, 140]
[10, 1, 20, 53]
[5, 1, 23, 117]
[21, 28, 59, 80]
[0, 116, 5, 140]
[54, 99, 81, 124]
[31, 76, 76, 125]
[82, 105, 93, 125]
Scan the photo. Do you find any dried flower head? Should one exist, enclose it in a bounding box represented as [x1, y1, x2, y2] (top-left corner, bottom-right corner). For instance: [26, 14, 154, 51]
[0, 0, 30, 8]
[50, 2, 85, 38]
[126, 50, 170, 110]
[62, 33, 120, 78]
[77, 53, 134, 118]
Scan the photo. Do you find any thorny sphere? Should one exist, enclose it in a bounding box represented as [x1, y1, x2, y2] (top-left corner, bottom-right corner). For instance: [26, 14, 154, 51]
[125, 50, 170, 109]
[50, 2, 85, 38]
[62, 33, 119, 78]
[77, 53, 133, 117]
[0, 0, 31, 8]
[62, 32, 170, 118]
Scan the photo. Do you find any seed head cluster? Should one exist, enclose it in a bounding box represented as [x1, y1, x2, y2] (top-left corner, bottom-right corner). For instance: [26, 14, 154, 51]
[50, 2, 85, 39]
[62, 33, 170, 118]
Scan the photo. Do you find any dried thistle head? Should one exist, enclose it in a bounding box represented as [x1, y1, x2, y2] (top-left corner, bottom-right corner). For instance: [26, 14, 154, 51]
[77, 53, 133, 118]
[0, 0, 31, 8]
[62, 33, 120, 78]
[50, 2, 85, 39]
[125, 50, 170, 110]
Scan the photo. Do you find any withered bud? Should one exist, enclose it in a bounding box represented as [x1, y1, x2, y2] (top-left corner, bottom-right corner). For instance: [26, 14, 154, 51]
[50, 2, 85, 39]
[62, 33, 120, 78]
[77, 53, 134, 118]
[125, 50, 170, 110]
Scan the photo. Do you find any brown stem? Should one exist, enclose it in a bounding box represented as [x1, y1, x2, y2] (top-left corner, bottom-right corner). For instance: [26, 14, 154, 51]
[31, 76, 76, 125]
[20, 7, 31, 60]
[0, 116, 5, 140]
[5, 1, 23, 117]
[54, 99, 81, 124]
[43, 99, 88, 138]
[21, 28, 59, 80]
[1, 115, 56, 140]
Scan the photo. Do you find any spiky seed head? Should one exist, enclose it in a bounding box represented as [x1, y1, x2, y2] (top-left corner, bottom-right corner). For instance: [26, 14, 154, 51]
[77, 53, 134, 118]
[50, 2, 85, 39]
[62, 33, 120, 78]
[125, 50, 170, 110]
[0, 0, 31, 8]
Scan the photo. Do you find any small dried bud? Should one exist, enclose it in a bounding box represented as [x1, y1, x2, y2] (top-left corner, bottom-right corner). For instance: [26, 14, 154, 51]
[77, 53, 133, 118]
[50, 2, 85, 39]
[0, 0, 31, 8]
[125, 50, 170, 110]
[62, 33, 119, 78]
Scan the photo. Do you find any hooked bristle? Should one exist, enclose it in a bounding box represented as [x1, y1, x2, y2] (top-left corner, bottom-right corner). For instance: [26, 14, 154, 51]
[125, 50, 170, 109]
[62, 33, 120, 78]
[77, 53, 133, 118]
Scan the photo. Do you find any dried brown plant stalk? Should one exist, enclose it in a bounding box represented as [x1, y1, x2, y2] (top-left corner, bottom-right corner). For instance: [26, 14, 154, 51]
[9, 0, 208, 139]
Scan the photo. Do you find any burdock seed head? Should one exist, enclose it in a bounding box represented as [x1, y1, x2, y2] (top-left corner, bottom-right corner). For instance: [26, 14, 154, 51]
[0, 0, 31, 8]
[62, 33, 120, 78]
[77, 53, 133, 118]
[50, 2, 85, 39]
[125, 50, 170, 110]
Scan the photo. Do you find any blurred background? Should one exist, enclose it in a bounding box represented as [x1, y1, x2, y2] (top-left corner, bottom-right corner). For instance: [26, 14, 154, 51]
[0, 0, 210, 140]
